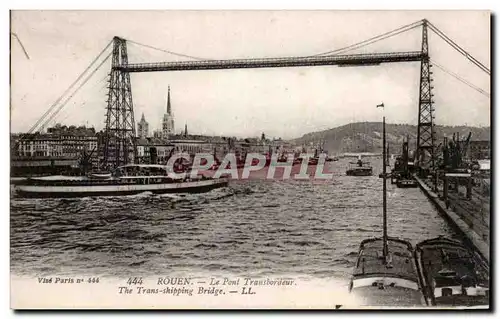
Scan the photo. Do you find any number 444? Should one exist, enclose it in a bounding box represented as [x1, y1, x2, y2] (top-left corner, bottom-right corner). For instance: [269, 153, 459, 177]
[127, 277, 143, 285]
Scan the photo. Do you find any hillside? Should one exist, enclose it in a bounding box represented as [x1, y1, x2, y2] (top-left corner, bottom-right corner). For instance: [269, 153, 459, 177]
[291, 122, 490, 154]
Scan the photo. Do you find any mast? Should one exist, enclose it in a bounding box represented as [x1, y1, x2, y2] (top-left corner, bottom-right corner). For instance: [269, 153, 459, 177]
[382, 116, 388, 259]
[387, 143, 390, 164]
[403, 136, 409, 173]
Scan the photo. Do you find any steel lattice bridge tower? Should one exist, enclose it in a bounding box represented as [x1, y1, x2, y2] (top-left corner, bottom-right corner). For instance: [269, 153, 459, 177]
[28, 19, 488, 172]
[416, 20, 435, 172]
[107, 20, 440, 170]
[103, 37, 136, 168]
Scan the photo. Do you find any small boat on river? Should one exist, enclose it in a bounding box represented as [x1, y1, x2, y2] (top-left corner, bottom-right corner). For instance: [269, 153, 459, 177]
[308, 157, 319, 165]
[391, 137, 418, 188]
[346, 158, 373, 176]
[13, 164, 229, 198]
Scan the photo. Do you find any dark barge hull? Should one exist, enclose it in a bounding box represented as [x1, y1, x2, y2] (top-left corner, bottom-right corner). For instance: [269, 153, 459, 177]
[414, 236, 490, 307]
[346, 169, 373, 176]
[396, 179, 418, 188]
[346, 166, 373, 176]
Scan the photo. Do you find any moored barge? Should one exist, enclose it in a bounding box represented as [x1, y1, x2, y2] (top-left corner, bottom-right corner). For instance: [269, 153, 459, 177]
[349, 237, 426, 307]
[349, 115, 426, 308]
[414, 236, 489, 308]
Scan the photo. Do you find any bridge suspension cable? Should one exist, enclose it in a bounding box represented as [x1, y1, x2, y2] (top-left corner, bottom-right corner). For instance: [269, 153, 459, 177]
[25, 39, 113, 136]
[312, 19, 424, 56]
[430, 59, 490, 98]
[123, 20, 425, 63]
[39, 53, 112, 132]
[427, 21, 490, 75]
[11, 33, 30, 60]
[126, 38, 211, 61]
[53, 74, 110, 126]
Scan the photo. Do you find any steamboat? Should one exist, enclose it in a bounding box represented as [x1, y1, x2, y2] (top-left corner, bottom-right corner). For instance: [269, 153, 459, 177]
[391, 137, 417, 188]
[13, 164, 229, 198]
[346, 157, 373, 176]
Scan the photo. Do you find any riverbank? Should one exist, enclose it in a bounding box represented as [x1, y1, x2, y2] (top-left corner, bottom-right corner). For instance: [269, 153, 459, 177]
[414, 175, 490, 262]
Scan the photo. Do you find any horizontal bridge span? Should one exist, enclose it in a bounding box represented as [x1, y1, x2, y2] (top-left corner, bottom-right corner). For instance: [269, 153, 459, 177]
[116, 51, 425, 72]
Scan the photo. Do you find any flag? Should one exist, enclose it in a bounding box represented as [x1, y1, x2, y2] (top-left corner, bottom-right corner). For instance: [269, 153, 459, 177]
[376, 103, 384, 108]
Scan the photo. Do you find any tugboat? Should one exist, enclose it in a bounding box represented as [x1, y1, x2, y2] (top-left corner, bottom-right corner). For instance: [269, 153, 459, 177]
[414, 236, 489, 308]
[13, 164, 229, 198]
[392, 137, 417, 188]
[277, 153, 289, 163]
[346, 156, 373, 176]
[349, 115, 426, 307]
[308, 157, 319, 166]
[292, 152, 304, 165]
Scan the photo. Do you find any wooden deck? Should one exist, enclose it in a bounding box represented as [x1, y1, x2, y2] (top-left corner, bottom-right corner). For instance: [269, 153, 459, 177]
[416, 238, 489, 307]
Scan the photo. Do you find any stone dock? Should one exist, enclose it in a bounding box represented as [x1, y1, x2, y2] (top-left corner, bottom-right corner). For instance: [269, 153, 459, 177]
[414, 175, 490, 262]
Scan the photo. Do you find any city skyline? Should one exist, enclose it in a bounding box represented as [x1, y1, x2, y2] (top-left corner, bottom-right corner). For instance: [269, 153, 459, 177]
[10, 11, 490, 139]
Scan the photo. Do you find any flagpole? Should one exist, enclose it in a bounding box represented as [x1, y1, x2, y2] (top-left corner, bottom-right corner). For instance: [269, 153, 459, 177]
[377, 102, 389, 261]
[382, 115, 388, 260]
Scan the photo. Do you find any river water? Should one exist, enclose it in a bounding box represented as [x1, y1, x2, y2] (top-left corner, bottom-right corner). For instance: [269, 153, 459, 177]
[10, 159, 458, 283]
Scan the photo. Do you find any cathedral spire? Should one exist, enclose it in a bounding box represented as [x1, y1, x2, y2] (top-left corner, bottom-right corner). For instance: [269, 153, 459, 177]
[162, 85, 175, 138]
[166, 85, 172, 115]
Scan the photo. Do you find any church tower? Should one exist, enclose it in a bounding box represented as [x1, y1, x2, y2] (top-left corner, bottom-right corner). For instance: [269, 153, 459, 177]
[137, 113, 149, 138]
[162, 86, 175, 138]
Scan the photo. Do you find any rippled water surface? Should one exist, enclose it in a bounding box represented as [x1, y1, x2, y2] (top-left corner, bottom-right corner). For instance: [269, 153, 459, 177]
[11, 160, 458, 280]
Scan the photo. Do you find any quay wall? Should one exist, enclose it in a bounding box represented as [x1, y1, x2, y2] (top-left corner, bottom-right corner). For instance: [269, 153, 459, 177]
[414, 175, 490, 262]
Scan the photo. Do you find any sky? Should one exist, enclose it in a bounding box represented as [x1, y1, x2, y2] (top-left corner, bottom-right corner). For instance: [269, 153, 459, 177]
[10, 10, 491, 139]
